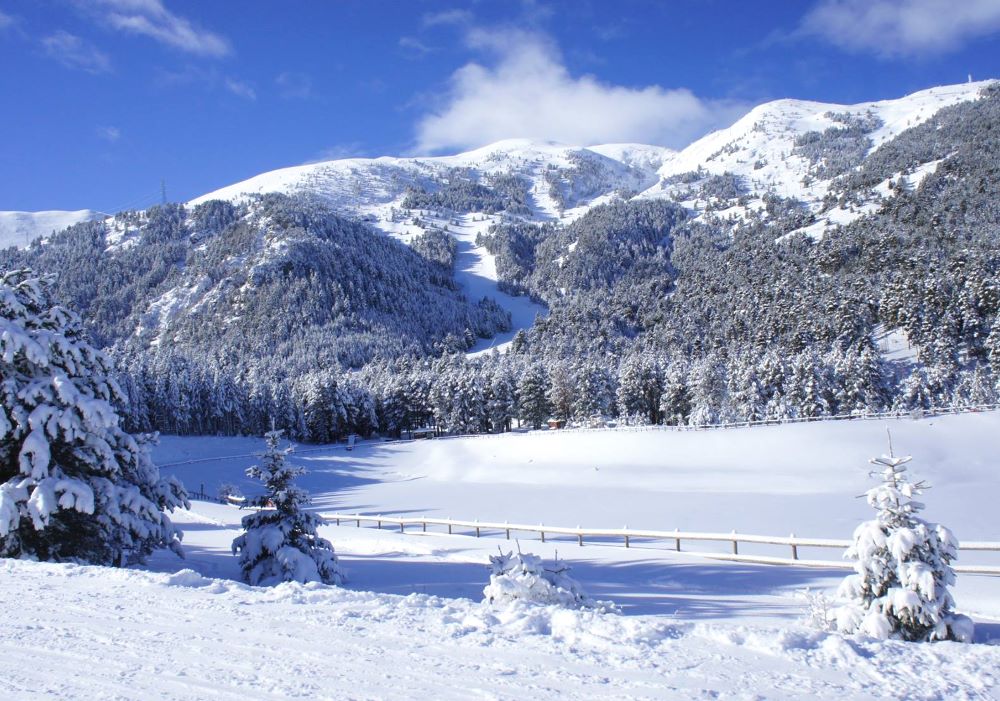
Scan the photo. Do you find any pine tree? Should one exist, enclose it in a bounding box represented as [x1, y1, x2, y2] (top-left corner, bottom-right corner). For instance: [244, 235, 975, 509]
[232, 430, 343, 586]
[518, 364, 551, 429]
[0, 269, 187, 566]
[835, 445, 973, 642]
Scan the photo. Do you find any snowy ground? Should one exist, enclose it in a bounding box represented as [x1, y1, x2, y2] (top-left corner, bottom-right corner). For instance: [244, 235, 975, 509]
[6, 413, 1000, 699]
[5, 555, 998, 701]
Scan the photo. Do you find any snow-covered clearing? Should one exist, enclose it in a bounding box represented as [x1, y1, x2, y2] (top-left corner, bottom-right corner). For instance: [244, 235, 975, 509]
[6, 412, 999, 699]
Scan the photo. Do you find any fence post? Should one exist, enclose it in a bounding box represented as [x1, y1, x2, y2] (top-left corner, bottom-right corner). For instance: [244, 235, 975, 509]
[448, 521, 453, 535]
[377, 517, 382, 530]
[577, 526, 583, 547]
[505, 521, 510, 540]
[624, 525, 630, 548]
[540, 524, 545, 543]
[674, 528, 681, 552]
[732, 530, 738, 555]
[335, 516, 340, 526]
[422, 520, 427, 533]
[400, 521, 405, 534]
[356, 517, 361, 527]
[790, 533, 798, 560]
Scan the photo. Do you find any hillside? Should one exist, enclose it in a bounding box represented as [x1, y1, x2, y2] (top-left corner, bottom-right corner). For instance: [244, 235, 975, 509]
[2, 80, 999, 442]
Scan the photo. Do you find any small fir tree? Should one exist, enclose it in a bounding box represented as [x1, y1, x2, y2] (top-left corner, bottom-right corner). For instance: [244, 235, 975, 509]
[835, 442, 973, 642]
[232, 431, 343, 586]
[0, 269, 187, 566]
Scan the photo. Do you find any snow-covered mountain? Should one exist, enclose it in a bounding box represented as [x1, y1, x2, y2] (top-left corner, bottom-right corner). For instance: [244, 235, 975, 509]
[3, 79, 996, 366]
[643, 80, 997, 236]
[193, 138, 670, 224]
[7, 80, 992, 253]
[0, 209, 104, 250]
[191, 81, 995, 230]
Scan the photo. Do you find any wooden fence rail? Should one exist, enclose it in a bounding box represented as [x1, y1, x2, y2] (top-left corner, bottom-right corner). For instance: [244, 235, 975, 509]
[322, 512, 1000, 576]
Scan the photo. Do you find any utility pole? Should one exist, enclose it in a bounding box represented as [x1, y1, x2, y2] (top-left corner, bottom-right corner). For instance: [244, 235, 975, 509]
[160, 179, 167, 205]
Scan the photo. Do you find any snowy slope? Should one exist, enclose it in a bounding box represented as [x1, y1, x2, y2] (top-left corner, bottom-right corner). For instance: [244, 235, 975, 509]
[0, 209, 103, 249]
[643, 80, 996, 233]
[191, 138, 663, 223]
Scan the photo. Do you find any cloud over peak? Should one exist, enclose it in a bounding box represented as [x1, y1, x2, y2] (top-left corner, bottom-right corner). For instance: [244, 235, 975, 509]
[415, 30, 744, 154]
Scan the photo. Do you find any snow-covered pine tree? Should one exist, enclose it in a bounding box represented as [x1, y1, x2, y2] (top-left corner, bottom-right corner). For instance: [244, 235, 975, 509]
[517, 363, 551, 430]
[231, 430, 343, 586]
[835, 446, 973, 642]
[0, 268, 187, 565]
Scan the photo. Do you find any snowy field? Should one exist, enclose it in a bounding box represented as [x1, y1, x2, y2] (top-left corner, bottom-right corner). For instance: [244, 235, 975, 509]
[6, 412, 1000, 699]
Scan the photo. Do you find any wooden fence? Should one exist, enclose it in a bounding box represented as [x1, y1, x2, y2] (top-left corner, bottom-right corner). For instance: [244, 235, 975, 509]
[322, 512, 1000, 576]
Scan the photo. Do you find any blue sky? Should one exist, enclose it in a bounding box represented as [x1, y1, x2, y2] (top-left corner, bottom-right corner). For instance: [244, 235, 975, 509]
[1, 0, 998, 212]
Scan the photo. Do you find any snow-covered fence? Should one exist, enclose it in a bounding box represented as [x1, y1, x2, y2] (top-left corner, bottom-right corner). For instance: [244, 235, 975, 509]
[323, 512, 1000, 576]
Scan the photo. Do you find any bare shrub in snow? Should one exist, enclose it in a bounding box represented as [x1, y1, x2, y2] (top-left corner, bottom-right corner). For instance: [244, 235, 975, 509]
[834, 448, 973, 642]
[483, 548, 614, 611]
[231, 430, 343, 586]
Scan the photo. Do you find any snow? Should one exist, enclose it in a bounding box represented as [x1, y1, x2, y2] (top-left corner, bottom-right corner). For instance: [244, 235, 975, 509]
[6, 556, 997, 701]
[0, 209, 104, 250]
[645, 80, 995, 219]
[4, 412, 1000, 698]
[876, 325, 918, 363]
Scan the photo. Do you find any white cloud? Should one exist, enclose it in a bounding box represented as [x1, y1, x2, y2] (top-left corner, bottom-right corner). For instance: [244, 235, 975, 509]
[224, 77, 256, 100]
[307, 142, 368, 164]
[97, 125, 121, 141]
[422, 9, 473, 27]
[42, 30, 112, 73]
[399, 36, 434, 58]
[415, 29, 745, 153]
[276, 71, 312, 99]
[801, 0, 1000, 57]
[0, 9, 14, 29]
[93, 0, 231, 57]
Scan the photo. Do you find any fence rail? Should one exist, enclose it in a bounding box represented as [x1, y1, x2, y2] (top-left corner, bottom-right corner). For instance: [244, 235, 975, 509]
[322, 512, 1000, 576]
